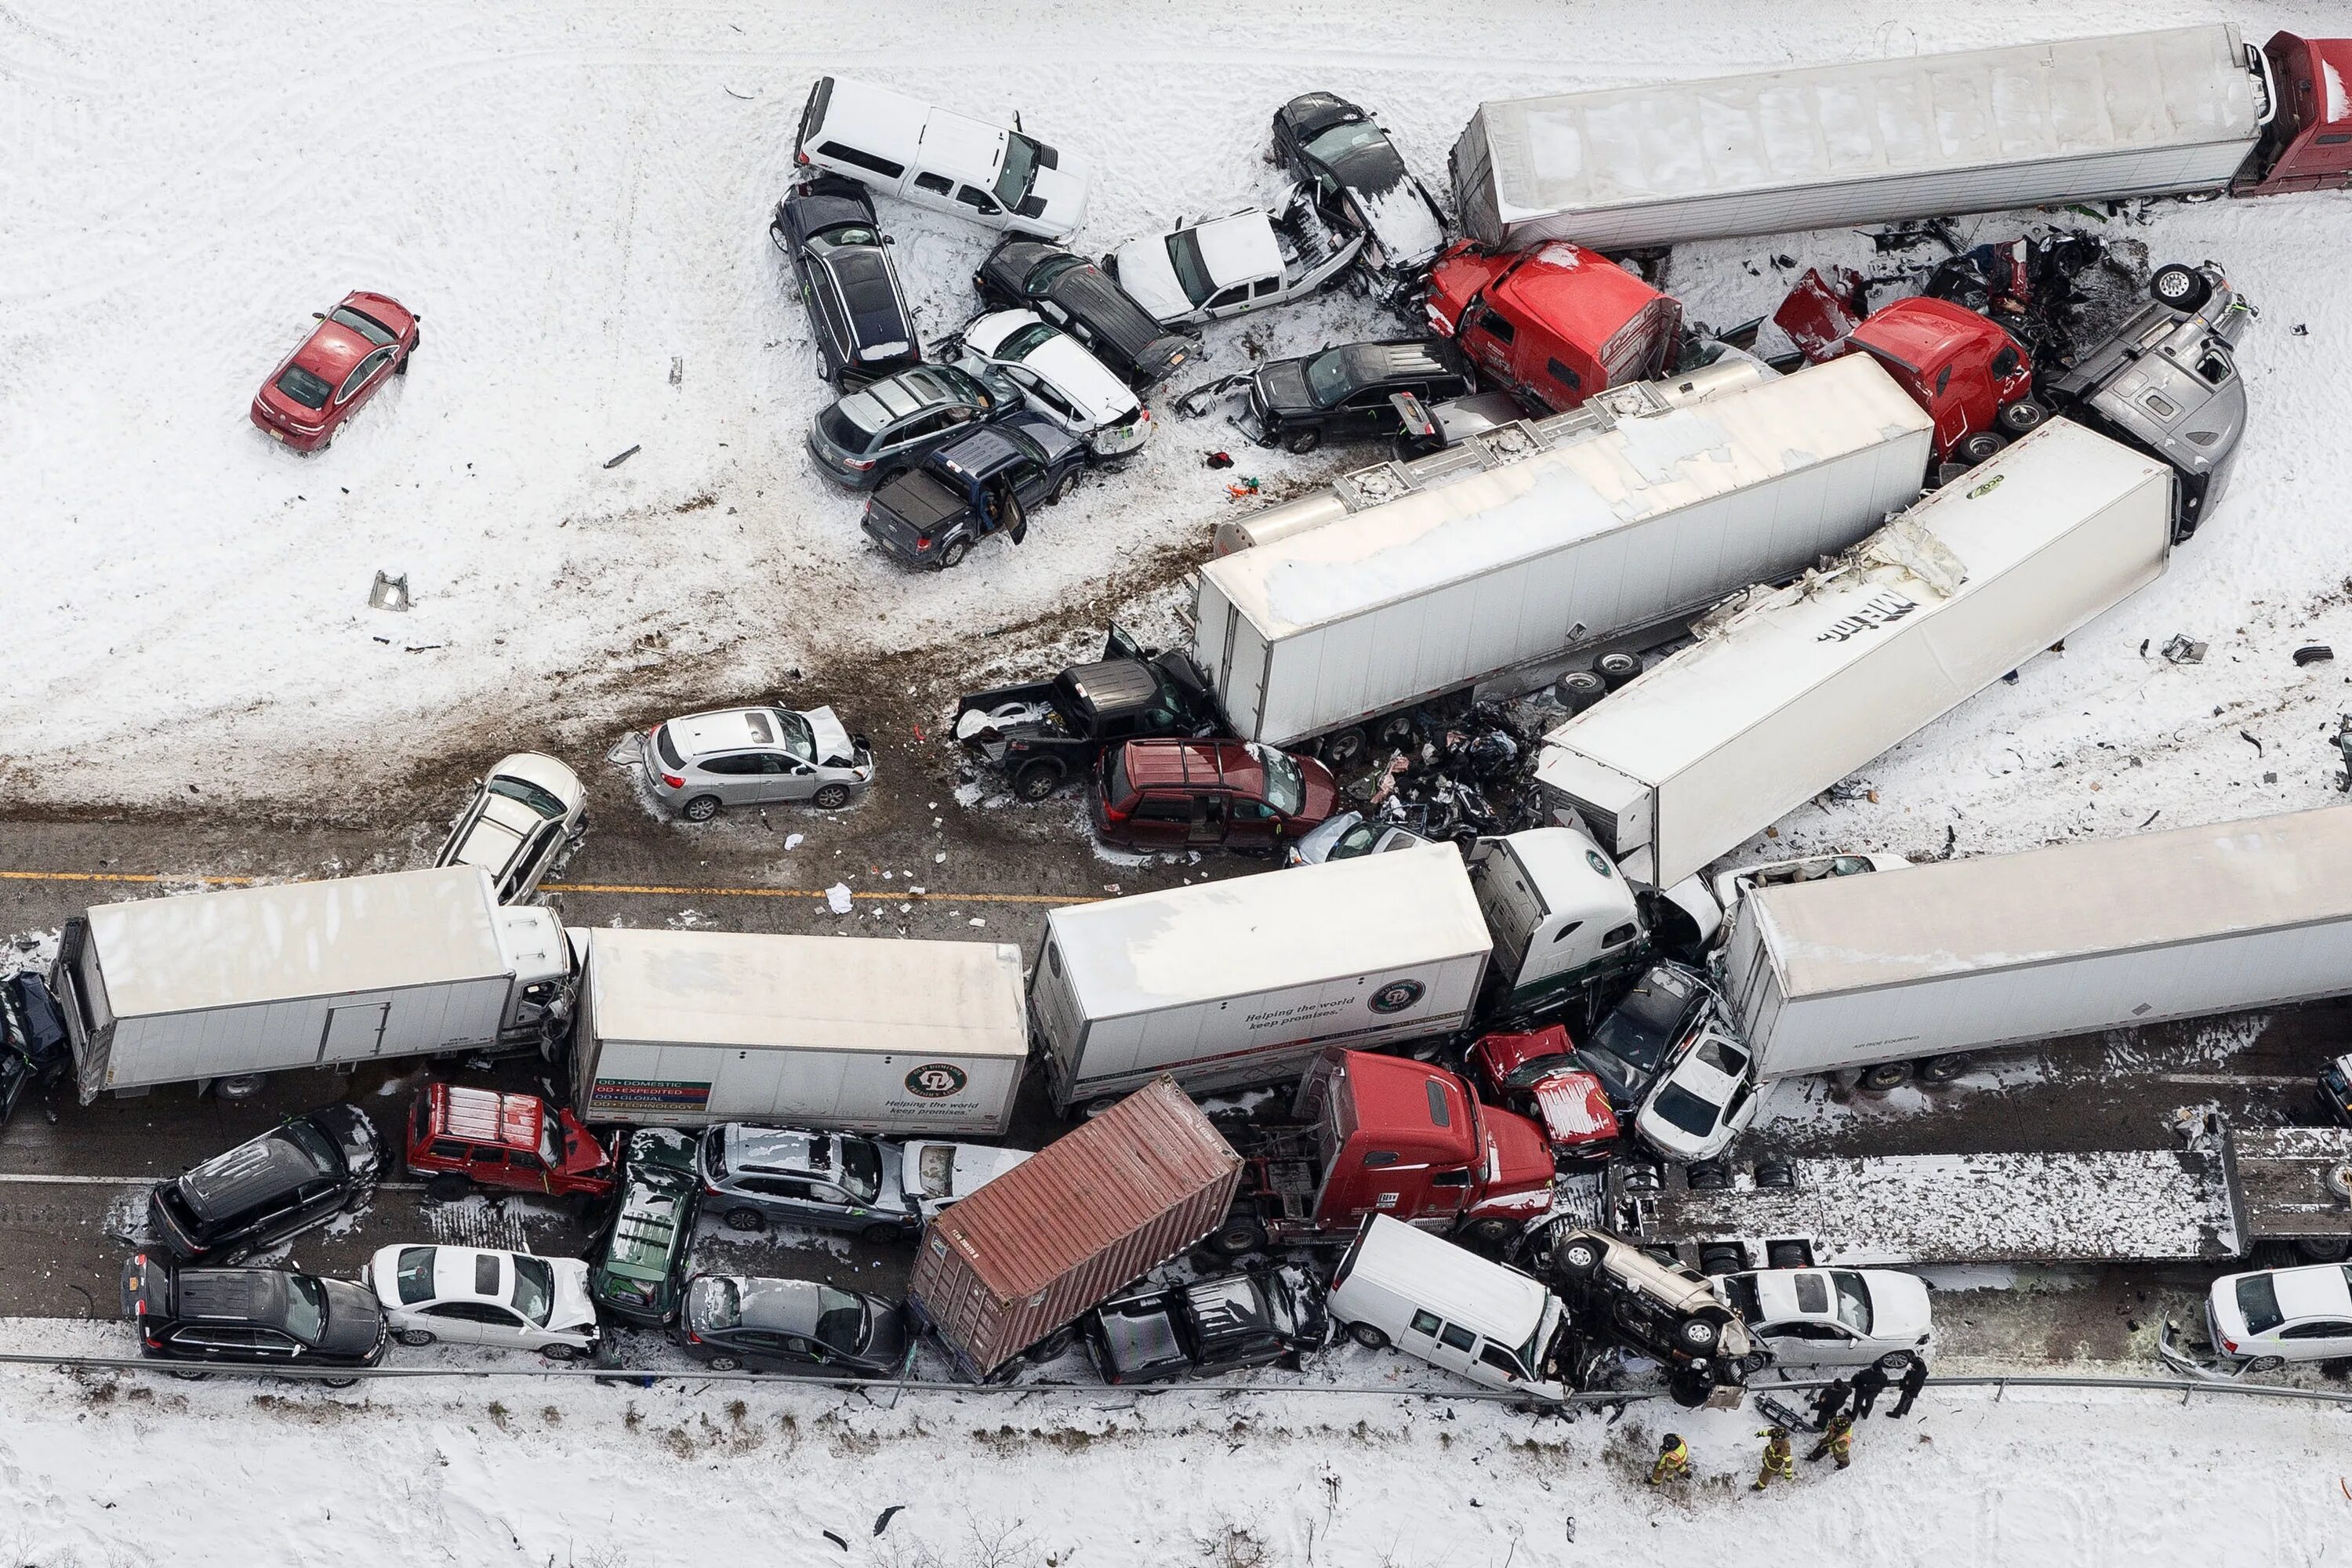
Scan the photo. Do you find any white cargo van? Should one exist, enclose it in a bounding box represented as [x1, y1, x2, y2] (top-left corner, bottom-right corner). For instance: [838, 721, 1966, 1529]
[1328, 1215, 1569, 1398]
[793, 75, 1092, 240]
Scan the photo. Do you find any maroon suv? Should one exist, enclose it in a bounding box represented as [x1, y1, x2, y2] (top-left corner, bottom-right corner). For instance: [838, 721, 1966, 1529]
[1093, 739, 1338, 852]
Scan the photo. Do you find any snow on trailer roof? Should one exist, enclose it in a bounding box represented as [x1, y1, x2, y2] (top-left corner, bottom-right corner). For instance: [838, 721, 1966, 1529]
[1200, 353, 1930, 641]
[1044, 844, 1490, 1020]
[83, 865, 508, 1018]
[1469, 24, 2259, 226]
[582, 927, 1026, 1058]
[1537, 419, 2168, 790]
[1751, 805, 2352, 1000]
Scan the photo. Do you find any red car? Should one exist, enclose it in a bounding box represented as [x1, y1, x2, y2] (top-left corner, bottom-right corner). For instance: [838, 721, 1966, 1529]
[250, 290, 419, 451]
[1092, 738, 1338, 852]
[403, 1083, 614, 1209]
[1468, 1024, 1620, 1167]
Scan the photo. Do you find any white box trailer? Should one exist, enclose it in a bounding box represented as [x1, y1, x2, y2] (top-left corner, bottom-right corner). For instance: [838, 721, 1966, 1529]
[1031, 846, 1494, 1115]
[50, 866, 570, 1101]
[1451, 24, 2270, 252]
[571, 927, 1026, 1134]
[1723, 805, 2352, 1084]
[1192, 353, 1933, 750]
[1536, 418, 2174, 888]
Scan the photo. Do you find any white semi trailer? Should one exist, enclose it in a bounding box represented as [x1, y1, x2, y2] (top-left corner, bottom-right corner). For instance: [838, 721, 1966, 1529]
[569, 927, 1028, 1134]
[50, 866, 569, 1101]
[1192, 353, 1933, 753]
[1535, 419, 2174, 889]
[1450, 24, 2274, 252]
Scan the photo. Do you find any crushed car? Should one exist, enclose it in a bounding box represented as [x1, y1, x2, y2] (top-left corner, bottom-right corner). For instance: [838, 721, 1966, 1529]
[1175, 337, 1474, 455]
[1526, 1222, 1766, 1407]
[677, 1272, 910, 1377]
[403, 1083, 614, 1211]
[0, 971, 69, 1130]
[1271, 91, 1447, 305]
[1465, 1025, 1621, 1168]
[955, 309, 1155, 458]
[974, 238, 1193, 387]
[699, 1123, 1030, 1241]
[953, 626, 1218, 801]
[1080, 1265, 1326, 1384]
[1091, 738, 1340, 855]
[1104, 188, 1363, 328]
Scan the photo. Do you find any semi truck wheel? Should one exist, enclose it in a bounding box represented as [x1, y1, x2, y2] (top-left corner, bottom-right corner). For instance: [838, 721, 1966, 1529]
[1858, 1061, 1913, 1091]
[1595, 651, 1642, 688]
[215, 1075, 263, 1102]
[1995, 398, 2049, 437]
[1465, 1217, 1515, 1247]
[2150, 263, 2212, 313]
[1014, 760, 1065, 801]
[1956, 430, 2008, 465]
[1211, 1217, 1266, 1256]
[1348, 1322, 1390, 1351]
[1766, 1240, 1809, 1270]
[2295, 1236, 2352, 1262]
[1917, 1053, 1972, 1084]
[1556, 671, 1608, 712]
[1319, 728, 1370, 771]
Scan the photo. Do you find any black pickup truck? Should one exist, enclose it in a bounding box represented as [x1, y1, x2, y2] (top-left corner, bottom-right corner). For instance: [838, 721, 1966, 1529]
[953, 626, 1219, 800]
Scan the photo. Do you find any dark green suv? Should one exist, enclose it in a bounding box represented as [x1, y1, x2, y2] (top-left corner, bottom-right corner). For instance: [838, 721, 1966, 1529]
[588, 1128, 700, 1327]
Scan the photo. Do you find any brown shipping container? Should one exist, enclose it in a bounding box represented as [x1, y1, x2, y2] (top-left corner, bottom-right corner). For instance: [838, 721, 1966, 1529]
[909, 1076, 1243, 1375]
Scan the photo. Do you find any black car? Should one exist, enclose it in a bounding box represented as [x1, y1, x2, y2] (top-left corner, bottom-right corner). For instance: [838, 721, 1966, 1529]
[953, 625, 1218, 801]
[808, 363, 1007, 489]
[1575, 964, 1708, 1109]
[1081, 1268, 1325, 1385]
[975, 237, 1194, 387]
[122, 1252, 387, 1377]
[1272, 93, 1448, 299]
[0, 971, 70, 1129]
[677, 1273, 909, 1377]
[148, 1105, 382, 1262]
[771, 173, 920, 387]
[862, 414, 1087, 570]
[1245, 338, 1473, 454]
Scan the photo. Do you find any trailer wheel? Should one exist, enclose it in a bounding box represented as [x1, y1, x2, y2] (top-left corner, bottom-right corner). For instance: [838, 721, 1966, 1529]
[1348, 1322, 1390, 1351]
[2150, 263, 2212, 313]
[1025, 1326, 1078, 1363]
[1698, 1243, 1744, 1276]
[1465, 1217, 1516, 1247]
[1595, 652, 1642, 689]
[1211, 1217, 1266, 1257]
[1858, 1061, 1913, 1092]
[1374, 713, 1418, 750]
[1013, 760, 1065, 802]
[2296, 1236, 2352, 1263]
[1766, 1240, 1810, 1270]
[1320, 727, 1371, 771]
[1753, 1160, 1796, 1189]
[1956, 430, 2008, 466]
[1995, 398, 2049, 437]
[1555, 671, 1608, 712]
[1686, 1160, 1731, 1192]
[215, 1075, 263, 1102]
[1917, 1054, 1972, 1085]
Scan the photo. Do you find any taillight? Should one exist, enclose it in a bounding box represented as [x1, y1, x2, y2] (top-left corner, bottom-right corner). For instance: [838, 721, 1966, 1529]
[2220, 1334, 2238, 1354]
[1102, 797, 1132, 823]
[685, 1329, 702, 1345]
[915, 535, 931, 551]
[845, 456, 875, 471]
[662, 772, 685, 789]
[145, 1334, 163, 1349]
[795, 151, 808, 165]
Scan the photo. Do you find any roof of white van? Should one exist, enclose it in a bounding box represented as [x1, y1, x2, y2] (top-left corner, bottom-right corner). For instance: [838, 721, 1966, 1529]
[583, 927, 1027, 1058]
[1340, 1216, 1553, 1343]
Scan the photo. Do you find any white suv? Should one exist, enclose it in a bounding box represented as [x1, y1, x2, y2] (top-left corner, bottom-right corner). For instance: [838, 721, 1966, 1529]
[793, 76, 1091, 241]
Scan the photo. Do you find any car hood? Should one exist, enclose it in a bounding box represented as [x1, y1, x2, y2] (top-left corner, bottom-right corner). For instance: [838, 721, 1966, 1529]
[1111, 239, 1194, 325]
[1298, 760, 1341, 823]
[899, 1141, 1033, 1207]
[1253, 358, 1316, 417]
[545, 1258, 601, 1336]
[1287, 811, 1362, 866]
[310, 1103, 383, 1183]
[316, 1279, 385, 1357]
[799, 705, 858, 767]
[859, 1302, 910, 1366]
[1862, 1272, 1934, 1344]
[1353, 178, 1445, 273]
[1023, 158, 1091, 238]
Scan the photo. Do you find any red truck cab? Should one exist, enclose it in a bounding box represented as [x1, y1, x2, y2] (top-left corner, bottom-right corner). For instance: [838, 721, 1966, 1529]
[1221, 1050, 1555, 1251]
[1467, 1025, 1620, 1167]
[2238, 34, 2352, 196]
[1844, 296, 2033, 461]
[405, 1083, 615, 1203]
[1424, 239, 1682, 412]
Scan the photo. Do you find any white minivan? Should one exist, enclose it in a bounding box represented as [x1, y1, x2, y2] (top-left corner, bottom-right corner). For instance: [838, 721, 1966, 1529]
[1328, 1215, 1568, 1399]
[793, 76, 1092, 241]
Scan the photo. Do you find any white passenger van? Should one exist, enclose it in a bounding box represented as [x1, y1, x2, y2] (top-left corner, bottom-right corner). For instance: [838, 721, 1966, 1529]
[1327, 1215, 1569, 1398]
[793, 76, 1093, 241]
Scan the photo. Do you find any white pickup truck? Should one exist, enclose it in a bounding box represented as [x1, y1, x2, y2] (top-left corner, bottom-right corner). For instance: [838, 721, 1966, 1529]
[1105, 185, 1363, 328]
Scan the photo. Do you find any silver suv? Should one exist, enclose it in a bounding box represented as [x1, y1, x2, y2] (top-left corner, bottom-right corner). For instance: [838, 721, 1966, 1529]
[641, 704, 875, 822]
[698, 1124, 1029, 1242]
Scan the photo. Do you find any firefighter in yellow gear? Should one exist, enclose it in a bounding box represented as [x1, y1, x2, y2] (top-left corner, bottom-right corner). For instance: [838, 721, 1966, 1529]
[1806, 1414, 1855, 1470]
[1648, 1432, 1691, 1486]
[1751, 1426, 1795, 1490]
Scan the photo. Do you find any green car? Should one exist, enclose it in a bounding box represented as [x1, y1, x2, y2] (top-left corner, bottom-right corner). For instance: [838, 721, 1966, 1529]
[587, 1128, 701, 1327]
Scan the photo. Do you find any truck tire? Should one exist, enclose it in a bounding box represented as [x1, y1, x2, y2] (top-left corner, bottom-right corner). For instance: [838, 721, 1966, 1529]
[1556, 671, 1608, 712]
[1916, 1053, 1972, 1084]
[1595, 652, 1642, 689]
[1348, 1322, 1390, 1351]
[1374, 713, 1418, 750]
[1858, 1061, 1913, 1092]
[1956, 430, 2008, 466]
[724, 1207, 768, 1233]
[1698, 1243, 1744, 1276]
[1283, 429, 1321, 456]
[1675, 1317, 1721, 1355]
[425, 1174, 473, 1203]
[1753, 1160, 1796, 1189]
[1025, 1326, 1077, 1363]
[1555, 1238, 1604, 1279]
[1686, 1160, 1731, 1192]
[1766, 1240, 1810, 1270]
[215, 1075, 263, 1102]
[2150, 263, 2212, 313]
[681, 794, 721, 823]
[811, 783, 853, 810]
[1014, 760, 1065, 802]
[2296, 1236, 2352, 1263]
[1319, 727, 1371, 771]
[863, 1222, 908, 1244]
[1465, 1217, 1516, 1247]
[1211, 1217, 1266, 1257]
[1995, 397, 2049, 437]
[938, 538, 971, 570]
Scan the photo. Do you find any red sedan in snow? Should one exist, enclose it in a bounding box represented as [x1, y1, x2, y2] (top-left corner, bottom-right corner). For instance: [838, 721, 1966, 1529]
[249, 290, 419, 451]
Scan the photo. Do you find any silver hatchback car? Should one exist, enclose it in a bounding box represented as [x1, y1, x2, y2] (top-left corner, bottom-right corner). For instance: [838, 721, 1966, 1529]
[641, 704, 875, 822]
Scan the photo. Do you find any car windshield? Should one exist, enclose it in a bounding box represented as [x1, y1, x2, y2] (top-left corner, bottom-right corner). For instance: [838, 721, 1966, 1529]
[1332, 821, 1384, 858]
[511, 1255, 555, 1326]
[1829, 1272, 1874, 1334]
[837, 1138, 883, 1202]
[996, 321, 1058, 363]
[395, 1247, 437, 1305]
[1302, 349, 1361, 408]
[2237, 1274, 2285, 1334]
[1648, 1082, 1721, 1138]
[1304, 120, 1388, 165]
[328, 306, 399, 347]
[275, 366, 332, 409]
[1164, 230, 1216, 307]
[808, 224, 880, 253]
[813, 1287, 869, 1353]
[1248, 743, 1305, 815]
[488, 775, 568, 821]
[283, 1273, 327, 1343]
[1722, 1276, 1762, 1323]
[279, 1120, 343, 1178]
[775, 709, 817, 763]
[701, 1278, 742, 1330]
[994, 132, 1043, 207]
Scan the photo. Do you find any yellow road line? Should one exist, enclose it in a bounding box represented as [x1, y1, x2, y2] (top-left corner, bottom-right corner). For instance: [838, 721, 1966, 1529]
[0, 869, 1098, 906]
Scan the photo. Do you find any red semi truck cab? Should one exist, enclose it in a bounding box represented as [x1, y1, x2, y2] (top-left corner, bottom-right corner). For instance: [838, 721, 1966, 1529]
[1843, 296, 2033, 461]
[1220, 1049, 1556, 1251]
[2240, 34, 2352, 196]
[1424, 239, 1682, 412]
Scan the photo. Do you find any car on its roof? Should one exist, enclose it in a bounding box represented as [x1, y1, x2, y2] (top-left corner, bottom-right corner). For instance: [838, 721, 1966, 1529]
[956, 310, 1153, 459]
[808, 362, 1007, 488]
[432, 752, 586, 904]
[1080, 1266, 1326, 1385]
[587, 1127, 701, 1328]
[1105, 191, 1363, 328]
[975, 238, 1193, 388]
[122, 1252, 386, 1377]
[677, 1272, 909, 1377]
[1242, 338, 1473, 455]
[700, 1123, 1030, 1240]
[1633, 1016, 1760, 1163]
[1092, 738, 1339, 854]
[249, 290, 419, 452]
[147, 1105, 382, 1262]
[770, 172, 920, 387]
[370, 1244, 601, 1358]
[0, 971, 69, 1131]
[1716, 1267, 1933, 1370]
[640, 702, 877, 822]
[402, 1083, 614, 1208]
[861, 414, 1087, 571]
[1271, 92, 1447, 299]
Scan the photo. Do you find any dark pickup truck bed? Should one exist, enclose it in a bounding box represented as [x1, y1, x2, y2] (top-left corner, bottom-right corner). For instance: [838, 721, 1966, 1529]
[953, 626, 1218, 800]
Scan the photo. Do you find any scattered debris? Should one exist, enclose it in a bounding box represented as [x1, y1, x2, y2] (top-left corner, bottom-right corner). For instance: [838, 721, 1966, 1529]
[822, 1530, 848, 1551]
[723, 85, 753, 100]
[2160, 634, 2207, 666]
[2296, 644, 2335, 667]
[1204, 450, 1234, 470]
[2240, 731, 2264, 757]
[1226, 477, 1261, 499]
[2294, 323, 2310, 336]
[603, 444, 641, 469]
[825, 884, 852, 916]
[670, 356, 684, 387]
[368, 571, 412, 612]
[873, 1506, 906, 1537]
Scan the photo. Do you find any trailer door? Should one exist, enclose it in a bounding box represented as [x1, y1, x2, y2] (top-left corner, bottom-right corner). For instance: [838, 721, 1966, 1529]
[318, 1000, 390, 1061]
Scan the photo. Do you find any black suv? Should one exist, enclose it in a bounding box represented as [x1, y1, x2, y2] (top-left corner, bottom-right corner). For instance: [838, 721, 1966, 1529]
[123, 1253, 387, 1377]
[975, 238, 1194, 387]
[1575, 964, 1708, 1109]
[1081, 1268, 1325, 1385]
[148, 1105, 382, 1261]
[1242, 339, 1472, 454]
[1272, 93, 1449, 301]
[771, 173, 920, 388]
[953, 625, 1218, 801]
[0, 971, 69, 1129]
[862, 414, 1087, 570]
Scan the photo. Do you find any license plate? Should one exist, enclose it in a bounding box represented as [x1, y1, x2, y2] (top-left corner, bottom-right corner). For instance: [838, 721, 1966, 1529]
[265, 425, 289, 444]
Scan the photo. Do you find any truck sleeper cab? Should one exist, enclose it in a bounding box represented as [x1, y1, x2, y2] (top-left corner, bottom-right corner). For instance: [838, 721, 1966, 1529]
[1423, 240, 1681, 413]
[1465, 827, 1647, 1022]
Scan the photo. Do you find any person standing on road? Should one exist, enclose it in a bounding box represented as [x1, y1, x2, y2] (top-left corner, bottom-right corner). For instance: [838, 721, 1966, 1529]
[1751, 1427, 1795, 1491]
[1811, 1374, 1853, 1427]
[1849, 1359, 1891, 1418]
[1649, 1432, 1691, 1487]
[1889, 1353, 1930, 1418]
[1806, 1414, 1855, 1471]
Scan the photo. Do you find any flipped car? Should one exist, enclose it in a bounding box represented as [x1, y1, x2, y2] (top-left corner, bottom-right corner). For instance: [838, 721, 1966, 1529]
[641, 703, 876, 821]
[770, 172, 920, 387]
[1105, 189, 1363, 328]
[677, 1272, 909, 1376]
[123, 1253, 386, 1377]
[147, 1105, 382, 1262]
[975, 238, 1192, 387]
[1080, 1267, 1325, 1385]
[431, 752, 586, 904]
[1271, 92, 1447, 301]
[249, 291, 419, 452]
[861, 414, 1086, 570]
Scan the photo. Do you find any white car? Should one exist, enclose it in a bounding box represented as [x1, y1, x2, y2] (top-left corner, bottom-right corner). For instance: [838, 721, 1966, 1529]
[958, 310, 1152, 457]
[432, 752, 586, 902]
[1632, 1015, 1759, 1162]
[1717, 1268, 1933, 1369]
[2202, 1263, 2352, 1369]
[1106, 189, 1363, 328]
[1284, 811, 1428, 867]
[899, 1138, 1032, 1220]
[369, 1244, 599, 1358]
